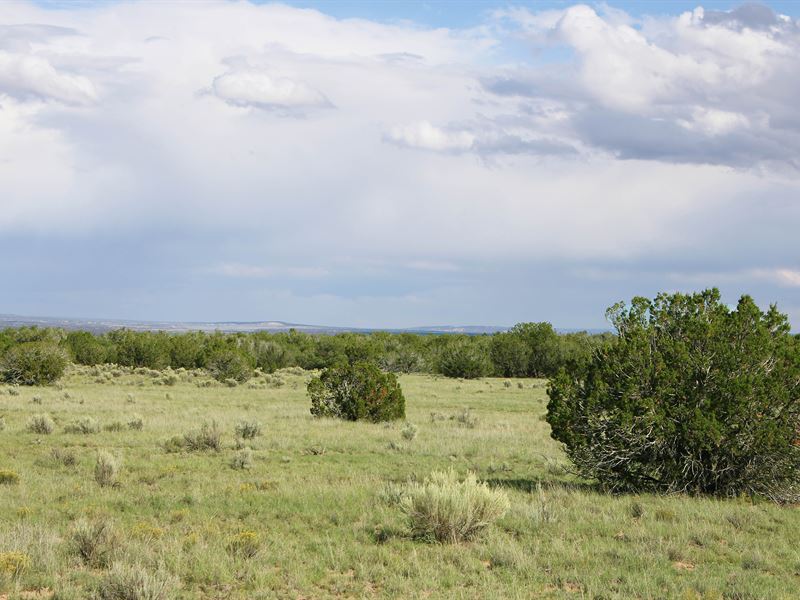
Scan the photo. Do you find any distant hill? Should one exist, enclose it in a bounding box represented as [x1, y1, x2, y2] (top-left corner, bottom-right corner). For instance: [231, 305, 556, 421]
[0, 314, 609, 335]
[0, 314, 513, 335]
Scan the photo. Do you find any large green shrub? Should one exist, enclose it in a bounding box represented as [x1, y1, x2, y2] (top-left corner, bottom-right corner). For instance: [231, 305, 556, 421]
[489, 332, 530, 377]
[206, 350, 252, 383]
[0, 342, 68, 385]
[107, 330, 169, 369]
[437, 340, 490, 379]
[510, 322, 561, 377]
[547, 289, 800, 502]
[168, 333, 205, 369]
[253, 341, 289, 373]
[65, 331, 109, 365]
[307, 361, 405, 422]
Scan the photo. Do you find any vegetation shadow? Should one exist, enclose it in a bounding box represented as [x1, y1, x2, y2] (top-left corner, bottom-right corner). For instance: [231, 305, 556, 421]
[484, 477, 598, 494]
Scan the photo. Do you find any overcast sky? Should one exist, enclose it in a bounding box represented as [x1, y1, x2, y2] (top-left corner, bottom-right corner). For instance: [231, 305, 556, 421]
[1, 1, 799, 329]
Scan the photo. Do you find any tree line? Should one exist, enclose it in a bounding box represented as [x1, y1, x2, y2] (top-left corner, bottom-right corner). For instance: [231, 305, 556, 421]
[0, 323, 612, 384]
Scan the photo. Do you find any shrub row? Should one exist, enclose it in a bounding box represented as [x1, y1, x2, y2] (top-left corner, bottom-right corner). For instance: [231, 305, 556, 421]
[0, 322, 611, 385]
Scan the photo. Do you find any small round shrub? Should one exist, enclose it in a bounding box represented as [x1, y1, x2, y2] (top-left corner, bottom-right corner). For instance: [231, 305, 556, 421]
[230, 447, 254, 470]
[454, 407, 477, 428]
[307, 361, 405, 422]
[162, 435, 186, 453]
[182, 421, 222, 452]
[234, 420, 261, 440]
[51, 447, 77, 467]
[65, 416, 101, 434]
[206, 350, 252, 384]
[0, 551, 30, 578]
[127, 415, 144, 431]
[547, 289, 800, 502]
[401, 422, 418, 441]
[0, 469, 20, 485]
[95, 451, 121, 487]
[26, 413, 55, 434]
[0, 342, 69, 385]
[398, 469, 509, 543]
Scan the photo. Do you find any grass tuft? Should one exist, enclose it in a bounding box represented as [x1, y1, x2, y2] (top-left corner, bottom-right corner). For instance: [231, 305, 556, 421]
[226, 531, 260, 559]
[69, 517, 119, 568]
[96, 562, 178, 600]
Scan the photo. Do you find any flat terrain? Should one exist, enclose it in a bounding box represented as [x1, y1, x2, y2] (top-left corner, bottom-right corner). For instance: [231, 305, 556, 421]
[1, 366, 798, 599]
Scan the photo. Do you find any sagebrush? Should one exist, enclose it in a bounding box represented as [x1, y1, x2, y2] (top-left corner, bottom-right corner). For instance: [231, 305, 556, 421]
[398, 469, 509, 543]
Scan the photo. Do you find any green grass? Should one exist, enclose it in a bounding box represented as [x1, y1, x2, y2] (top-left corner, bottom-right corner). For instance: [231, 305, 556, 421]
[1, 365, 798, 599]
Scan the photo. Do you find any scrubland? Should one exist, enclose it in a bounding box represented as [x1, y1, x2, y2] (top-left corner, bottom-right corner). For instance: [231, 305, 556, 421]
[1, 365, 798, 599]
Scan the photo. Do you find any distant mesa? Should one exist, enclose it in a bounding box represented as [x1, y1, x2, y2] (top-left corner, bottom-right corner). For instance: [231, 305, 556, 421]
[0, 314, 607, 335]
[0, 314, 510, 335]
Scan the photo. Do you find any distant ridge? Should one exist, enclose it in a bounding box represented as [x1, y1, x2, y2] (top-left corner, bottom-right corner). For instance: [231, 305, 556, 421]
[0, 314, 610, 335]
[0, 314, 514, 335]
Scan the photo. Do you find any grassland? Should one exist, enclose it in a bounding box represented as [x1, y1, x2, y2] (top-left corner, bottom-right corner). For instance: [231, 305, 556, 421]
[1, 365, 798, 599]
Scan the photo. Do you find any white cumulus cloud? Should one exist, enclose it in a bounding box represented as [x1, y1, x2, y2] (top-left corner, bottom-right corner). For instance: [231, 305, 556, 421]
[211, 68, 330, 111]
[386, 121, 475, 152]
[484, 2, 800, 168]
[0, 50, 96, 104]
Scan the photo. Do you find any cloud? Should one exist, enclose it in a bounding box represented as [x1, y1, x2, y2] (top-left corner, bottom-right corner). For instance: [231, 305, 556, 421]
[483, 3, 800, 169]
[0, 51, 96, 104]
[0, 23, 79, 50]
[0, 1, 798, 328]
[680, 107, 750, 137]
[576, 265, 800, 290]
[750, 268, 800, 288]
[403, 260, 461, 272]
[385, 118, 577, 157]
[213, 263, 329, 279]
[211, 67, 331, 112]
[0, 23, 98, 105]
[700, 3, 786, 30]
[386, 121, 475, 152]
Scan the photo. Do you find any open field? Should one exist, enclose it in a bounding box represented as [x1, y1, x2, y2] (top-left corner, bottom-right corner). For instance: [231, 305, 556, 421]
[1, 366, 799, 599]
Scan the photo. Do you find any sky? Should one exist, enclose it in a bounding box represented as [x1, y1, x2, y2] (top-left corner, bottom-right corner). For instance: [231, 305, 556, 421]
[1, 1, 799, 330]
